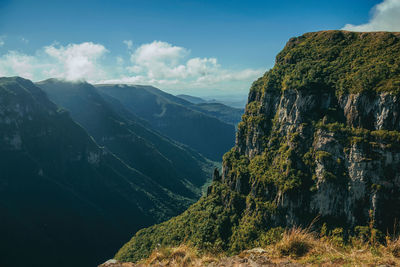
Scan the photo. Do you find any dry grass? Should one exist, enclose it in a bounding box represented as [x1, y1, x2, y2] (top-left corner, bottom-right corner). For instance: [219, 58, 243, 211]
[268, 227, 400, 266]
[138, 244, 219, 267]
[276, 227, 316, 258]
[133, 228, 400, 266]
[387, 236, 400, 258]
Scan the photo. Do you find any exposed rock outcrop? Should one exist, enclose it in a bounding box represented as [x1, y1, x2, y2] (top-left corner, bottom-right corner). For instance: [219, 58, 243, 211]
[231, 86, 400, 230]
[115, 30, 400, 263]
[222, 30, 400, 231]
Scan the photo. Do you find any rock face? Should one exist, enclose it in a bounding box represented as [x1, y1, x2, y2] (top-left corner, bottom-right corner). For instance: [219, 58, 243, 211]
[115, 30, 400, 263]
[233, 86, 400, 230]
[227, 30, 400, 231]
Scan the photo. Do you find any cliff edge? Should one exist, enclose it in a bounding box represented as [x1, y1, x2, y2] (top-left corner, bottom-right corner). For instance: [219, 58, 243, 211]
[115, 30, 400, 263]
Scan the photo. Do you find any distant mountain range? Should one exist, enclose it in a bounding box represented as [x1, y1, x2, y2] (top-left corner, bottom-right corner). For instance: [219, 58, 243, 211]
[176, 94, 244, 126]
[176, 94, 206, 104]
[176, 93, 248, 109]
[37, 79, 210, 199]
[95, 84, 236, 161]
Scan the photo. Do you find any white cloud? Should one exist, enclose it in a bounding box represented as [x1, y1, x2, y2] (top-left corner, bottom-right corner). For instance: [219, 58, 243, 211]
[0, 42, 108, 82]
[343, 0, 400, 31]
[123, 40, 133, 50]
[116, 56, 124, 65]
[0, 51, 50, 80]
[129, 41, 189, 79]
[0, 51, 35, 79]
[186, 57, 219, 77]
[44, 42, 108, 80]
[120, 40, 264, 90]
[132, 41, 188, 66]
[0, 36, 5, 47]
[0, 40, 264, 93]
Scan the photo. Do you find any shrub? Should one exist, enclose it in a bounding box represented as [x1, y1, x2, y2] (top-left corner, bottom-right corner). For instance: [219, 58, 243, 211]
[259, 227, 285, 246]
[276, 227, 315, 258]
[387, 237, 400, 258]
[329, 228, 345, 247]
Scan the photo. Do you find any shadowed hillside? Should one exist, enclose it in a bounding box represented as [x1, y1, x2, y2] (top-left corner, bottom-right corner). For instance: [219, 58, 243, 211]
[0, 77, 210, 267]
[95, 84, 235, 161]
[37, 79, 214, 199]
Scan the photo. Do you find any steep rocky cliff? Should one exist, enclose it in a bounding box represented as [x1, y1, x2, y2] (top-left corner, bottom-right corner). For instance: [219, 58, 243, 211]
[115, 30, 400, 263]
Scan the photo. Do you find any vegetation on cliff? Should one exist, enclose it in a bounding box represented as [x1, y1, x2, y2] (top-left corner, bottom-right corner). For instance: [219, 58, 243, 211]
[251, 30, 400, 96]
[115, 31, 400, 264]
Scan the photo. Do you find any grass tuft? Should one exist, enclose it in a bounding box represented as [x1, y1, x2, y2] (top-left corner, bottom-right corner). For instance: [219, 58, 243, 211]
[276, 227, 314, 257]
[387, 237, 400, 258]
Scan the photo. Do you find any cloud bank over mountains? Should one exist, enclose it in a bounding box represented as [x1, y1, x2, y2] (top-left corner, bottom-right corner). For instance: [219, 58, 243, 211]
[0, 39, 264, 93]
[44, 42, 108, 81]
[103, 40, 263, 89]
[343, 0, 400, 32]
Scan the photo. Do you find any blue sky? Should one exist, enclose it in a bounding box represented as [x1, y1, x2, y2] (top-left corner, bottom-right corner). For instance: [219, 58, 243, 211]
[0, 0, 399, 96]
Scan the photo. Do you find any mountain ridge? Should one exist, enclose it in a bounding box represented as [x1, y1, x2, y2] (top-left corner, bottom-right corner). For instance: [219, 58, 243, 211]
[95, 84, 236, 161]
[176, 94, 207, 104]
[37, 79, 213, 199]
[0, 76, 210, 267]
